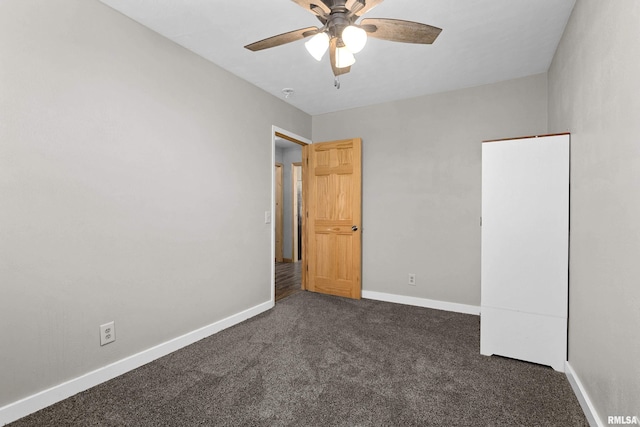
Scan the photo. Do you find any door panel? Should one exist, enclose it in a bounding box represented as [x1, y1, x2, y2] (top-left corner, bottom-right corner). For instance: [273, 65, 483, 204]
[303, 138, 362, 299]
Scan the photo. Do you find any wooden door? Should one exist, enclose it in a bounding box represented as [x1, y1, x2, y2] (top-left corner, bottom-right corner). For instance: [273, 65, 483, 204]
[275, 163, 283, 262]
[302, 138, 362, 299]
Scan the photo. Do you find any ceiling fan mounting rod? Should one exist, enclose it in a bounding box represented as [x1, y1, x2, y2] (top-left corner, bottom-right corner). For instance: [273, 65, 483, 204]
[323, 0, 348, 11]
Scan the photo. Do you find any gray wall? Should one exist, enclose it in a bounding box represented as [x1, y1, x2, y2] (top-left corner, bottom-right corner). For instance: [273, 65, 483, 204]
[0, 0, 311, 407]
[548, 0, 640, 421]
[313, 74, 548, 306]
[275, 147, 284, 164]
[5, 0, 637, 422]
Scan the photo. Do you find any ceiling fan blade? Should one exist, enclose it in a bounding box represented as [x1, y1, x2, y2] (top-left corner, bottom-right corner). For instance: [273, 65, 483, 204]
[291, 0, 331, 15]
[348, 0, 384, 17]
[244, 27, 319, 52]
[329, 38, 351, 76]
[360, 18, 442, 44]
[310, 5, 329, 24]
[345, 0, 363, 14]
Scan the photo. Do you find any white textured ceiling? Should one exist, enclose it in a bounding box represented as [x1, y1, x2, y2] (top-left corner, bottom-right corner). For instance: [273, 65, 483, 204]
[98, 0, 575, 116]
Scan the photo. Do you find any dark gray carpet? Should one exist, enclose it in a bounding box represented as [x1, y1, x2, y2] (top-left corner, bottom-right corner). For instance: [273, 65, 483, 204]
[10, 292, 588, 426]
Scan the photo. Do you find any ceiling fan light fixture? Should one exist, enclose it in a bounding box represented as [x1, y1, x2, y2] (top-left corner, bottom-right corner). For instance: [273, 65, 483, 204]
[335, 45, 356, 68]
[342, 25, 367, 53]
[245, 0, 443, 80]
[305, 32, 330, 61]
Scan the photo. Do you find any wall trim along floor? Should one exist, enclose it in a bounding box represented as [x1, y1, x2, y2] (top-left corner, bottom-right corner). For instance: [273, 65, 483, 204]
[565, 361, 604, 427]
[0, 300, 274, 426]
[363, 293, 597, 425]
[3, 294, 597, 427]
[362, 290, 481, 315]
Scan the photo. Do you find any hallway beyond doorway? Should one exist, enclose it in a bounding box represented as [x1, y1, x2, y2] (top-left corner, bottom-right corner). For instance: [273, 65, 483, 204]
[275, 262, 302, 302]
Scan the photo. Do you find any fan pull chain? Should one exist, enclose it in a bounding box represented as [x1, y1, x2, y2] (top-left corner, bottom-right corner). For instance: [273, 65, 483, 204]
[334, 77, 341, 89]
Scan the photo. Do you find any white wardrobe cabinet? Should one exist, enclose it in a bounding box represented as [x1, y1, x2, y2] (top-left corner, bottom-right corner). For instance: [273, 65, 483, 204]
[480, 134, 570, 372]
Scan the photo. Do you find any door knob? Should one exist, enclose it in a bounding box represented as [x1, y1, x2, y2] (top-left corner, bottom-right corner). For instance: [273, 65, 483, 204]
[352, 225, 358, 231]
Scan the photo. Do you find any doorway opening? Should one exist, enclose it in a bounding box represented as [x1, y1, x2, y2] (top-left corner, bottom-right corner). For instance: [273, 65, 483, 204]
[271, 127, 310, 303]
[275, 163, 283, 263]
[292, 162, 303, 263]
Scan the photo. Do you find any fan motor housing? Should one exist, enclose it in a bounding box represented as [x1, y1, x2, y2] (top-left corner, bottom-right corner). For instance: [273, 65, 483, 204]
[327, 12, 352, 40]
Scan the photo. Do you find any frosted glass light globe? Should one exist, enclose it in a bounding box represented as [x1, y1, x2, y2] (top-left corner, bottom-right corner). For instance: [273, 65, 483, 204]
[305, 32, 330, 61]
[335, 46, 356, 68]
[342, 25, 367, 53]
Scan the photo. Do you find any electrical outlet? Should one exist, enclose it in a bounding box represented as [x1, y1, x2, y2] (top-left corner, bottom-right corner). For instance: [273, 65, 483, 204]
[100, 321, 115, 346]
[408, 273, 416, 286]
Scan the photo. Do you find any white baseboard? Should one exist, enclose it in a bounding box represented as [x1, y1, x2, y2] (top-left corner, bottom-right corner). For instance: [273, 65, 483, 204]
[0, 300, 274, 426]
[565, 361, 603, 427]
[362, 290, 480, 316]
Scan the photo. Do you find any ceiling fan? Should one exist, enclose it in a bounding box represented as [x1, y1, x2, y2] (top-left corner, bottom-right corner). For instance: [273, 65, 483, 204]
[244, 0, 442, 80]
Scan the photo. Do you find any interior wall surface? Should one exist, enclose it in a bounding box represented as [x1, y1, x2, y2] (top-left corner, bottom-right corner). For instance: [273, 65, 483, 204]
[275, 147, 284, 164]
[0, 0, 311, 407]
[282, 146, 302, 260]
[547, 0, 640, 421]
[312, 74, 548, 307]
